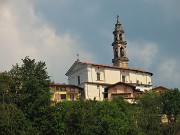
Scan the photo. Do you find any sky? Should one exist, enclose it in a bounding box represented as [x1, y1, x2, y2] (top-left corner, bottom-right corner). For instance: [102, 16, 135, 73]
[0, 0, 180, 89]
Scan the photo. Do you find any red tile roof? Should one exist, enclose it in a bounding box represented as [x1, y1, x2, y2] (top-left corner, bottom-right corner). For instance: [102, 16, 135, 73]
[50, 82, 83, 90]
[153, 86, 168, 91]
[78, 61, 153, 75]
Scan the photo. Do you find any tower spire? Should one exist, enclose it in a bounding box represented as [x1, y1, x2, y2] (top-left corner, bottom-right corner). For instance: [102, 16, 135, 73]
[116, 15, 119, 24]
[112, 16, 129, 68]
[76, 53, 80, 62]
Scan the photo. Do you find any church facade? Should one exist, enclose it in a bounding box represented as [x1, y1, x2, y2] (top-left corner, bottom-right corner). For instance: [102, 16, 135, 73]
[66, 17, 153, 101]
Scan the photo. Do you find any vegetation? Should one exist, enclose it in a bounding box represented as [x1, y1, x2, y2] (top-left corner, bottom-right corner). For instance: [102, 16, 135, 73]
[0, 57, 180, 135]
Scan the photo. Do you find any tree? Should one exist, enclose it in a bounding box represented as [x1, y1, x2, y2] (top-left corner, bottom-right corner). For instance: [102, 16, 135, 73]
[161, 88, 180, 123]
[39, 101, 72, 135]
[112, 97, 138, 135]
[9, 57, 51, 132]
[0, 103, 35, 135]
[0, 72, 12, 104]
[53, 99, 133, 135]
[161, 89, 180, 135]
[95, 100, 131, 135]
[135, 92, 163, 135]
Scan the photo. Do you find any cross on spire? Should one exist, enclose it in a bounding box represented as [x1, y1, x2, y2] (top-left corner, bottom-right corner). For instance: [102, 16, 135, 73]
[116, 15, 119, 23]
[77, 53, 80, 61]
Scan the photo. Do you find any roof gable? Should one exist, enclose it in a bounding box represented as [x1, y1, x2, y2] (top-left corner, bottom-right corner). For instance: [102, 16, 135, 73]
[153, 86, 168, 91]
[65, 60, 86, 76]
[105, 82, 136, 90]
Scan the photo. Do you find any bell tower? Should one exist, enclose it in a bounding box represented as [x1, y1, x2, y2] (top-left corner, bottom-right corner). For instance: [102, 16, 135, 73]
[112, 15, 129, 68]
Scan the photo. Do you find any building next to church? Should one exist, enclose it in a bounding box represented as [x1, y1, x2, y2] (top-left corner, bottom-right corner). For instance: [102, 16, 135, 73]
[105, 82, 143, 103]
[152, 86, 168, 93]
[65, 16, 153, 101]
[50, 82, 83, 103]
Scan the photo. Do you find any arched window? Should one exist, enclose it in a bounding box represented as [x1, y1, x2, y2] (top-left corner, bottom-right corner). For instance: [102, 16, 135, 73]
[114, 34, 117, 41]
[119, 34, 122, 40]
[120, 47, 124, 57]
[114, 48, 118, 57]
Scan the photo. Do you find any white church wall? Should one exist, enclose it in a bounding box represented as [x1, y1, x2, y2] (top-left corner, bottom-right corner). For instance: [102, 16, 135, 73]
[84, 83, 105, 101]
[87, 66, 94, 82]
[120, 70, 130, 83]
[146, 75, 152, 85]
[68, 66, 88, 86]
[89, 66, 105, 83]
[129, 72, 137, 84]
[104, 68, 121, 84]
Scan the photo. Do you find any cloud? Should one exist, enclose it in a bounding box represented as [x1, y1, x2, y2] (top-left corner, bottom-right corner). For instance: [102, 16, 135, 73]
[143, 0, 180, 21]
[127, 40, 158, 70]
[157, 59, 180, 88]
[0, 0, 94, 82]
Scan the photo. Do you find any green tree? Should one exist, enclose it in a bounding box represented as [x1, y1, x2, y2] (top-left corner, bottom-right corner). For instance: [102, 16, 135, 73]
[0, 72, 12, 104]
[96, 100, 131, 135]
[39, 101, 72, 135]
[161, 88, 180, 135]
[0, 103, 35, 135]
[161, 88, 180, 123]
[9, 57, 51, 133]
[135, 92, 163, 135]
[53, 99, 133, 135]
[112, 97, 138, 135]
[66, 100, 100, 135]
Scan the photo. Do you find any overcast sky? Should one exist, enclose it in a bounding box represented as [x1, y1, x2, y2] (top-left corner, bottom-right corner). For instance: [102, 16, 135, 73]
[0, 0, 180, 89]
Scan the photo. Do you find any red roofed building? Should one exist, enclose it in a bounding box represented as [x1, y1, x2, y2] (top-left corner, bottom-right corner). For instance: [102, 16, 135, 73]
[105, 82, 143, 103]
[152, 86, 168, 93]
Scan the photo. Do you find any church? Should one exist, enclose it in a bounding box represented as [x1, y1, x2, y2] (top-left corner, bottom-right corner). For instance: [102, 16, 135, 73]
[65, 16, 153, 101]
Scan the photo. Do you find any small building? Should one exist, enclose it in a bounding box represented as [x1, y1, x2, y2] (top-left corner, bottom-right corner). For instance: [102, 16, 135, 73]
[152, 86, 168, 93]
[50, 82, 84, 103]
[105, 82, 143, 103]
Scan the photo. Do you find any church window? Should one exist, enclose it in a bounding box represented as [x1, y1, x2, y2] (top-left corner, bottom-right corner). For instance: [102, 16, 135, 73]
[122, 76, 126, 83]
[120, 47, 124, 57]
[119, 34, 122, 40]
[114, 34, 117, 41]
[77, 76, 80, 85]
[114, 48, 118, 57]
[97, 73, 101, 81]
[137, 80, 139, 84]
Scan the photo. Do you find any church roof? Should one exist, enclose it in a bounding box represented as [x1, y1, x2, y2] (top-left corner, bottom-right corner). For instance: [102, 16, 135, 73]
[105, 82, 136, 90]
[65, 60, 153, 76]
